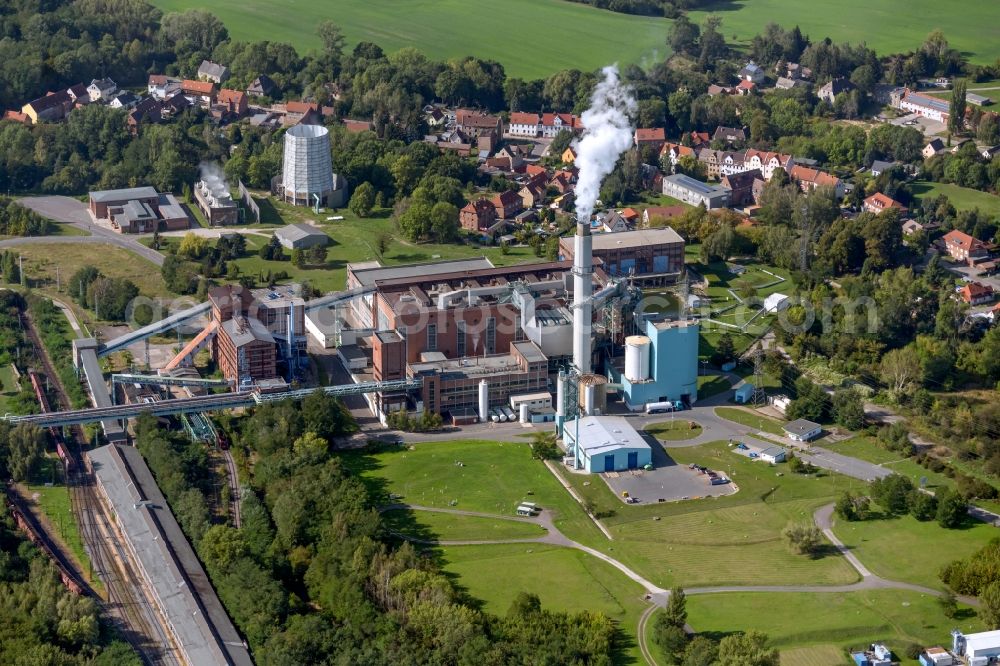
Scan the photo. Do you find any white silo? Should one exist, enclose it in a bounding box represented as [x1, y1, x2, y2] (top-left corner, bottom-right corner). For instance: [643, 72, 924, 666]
[519, 403, 529, 423]
[624, 335, 651, 382]
[281, 124, 343, 207]
[478, 380, 489, 422]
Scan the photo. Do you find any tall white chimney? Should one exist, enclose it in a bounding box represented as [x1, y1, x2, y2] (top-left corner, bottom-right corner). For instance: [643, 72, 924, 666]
[572, 220, 593, 374]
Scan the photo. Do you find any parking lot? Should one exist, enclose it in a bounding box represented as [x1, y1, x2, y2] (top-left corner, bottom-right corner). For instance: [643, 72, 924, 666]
[886, 112, 946, 137]
[599, 435, 737, 504]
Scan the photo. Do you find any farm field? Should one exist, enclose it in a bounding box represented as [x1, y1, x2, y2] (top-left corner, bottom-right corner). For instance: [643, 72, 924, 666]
[689, 0, 1000, 64]
[911, 181, 1000, 216]
[149, 0, 669, 79]
[683, 589, 982, 660]
[439, 543, 647, 664]
[381, 507, 547, 542]
[831, 512, 998, 589]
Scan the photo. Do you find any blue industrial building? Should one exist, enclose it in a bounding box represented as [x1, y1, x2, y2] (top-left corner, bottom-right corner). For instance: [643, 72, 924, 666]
[562, 416, 652, 473]
[609, 317, 700, 411]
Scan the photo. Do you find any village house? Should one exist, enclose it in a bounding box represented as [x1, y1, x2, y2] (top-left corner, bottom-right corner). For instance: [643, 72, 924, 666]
[491, 189, 524, 219]
[744, 150, 794, 180]
[598, 210, 631, 233]
[460, 198, 498, 232]
[456, 109, 502, 137]
[922, 138, 946, 159]
[863, 192, 908, 215]
[197, 60, 230, 84]
[777, 62, 813, 80]
[736, 80, 757, 96]
[562, 146, 577, 164]
[870, 160, 900, 177]
[283, 101, 321, 126]
[707, 84, 735, 97]
[518, 182, 547, 209]
[775, 77, 808, 91]
[634, 128, 666, 149]
[641, 206, 686, 227]
[738, 61, 766, 84]
[505, 111, 582, 138]
[698, 148, 723, 179]
[718, 151, 748, 177]
[21, 91, 73, 124]
[942, 229, 991, 264]
[713, 126, 748, 144]
[66, 84, 90, 106]
[660, 142, 696, 171]
[181, 80, 215, 108]
[87, 78, 117, 102]
[689, 131, 711, 148]
[147, 74, 181, 100]
[817, 78, 854, 104]
[621, 208, 639, 226]
[721, 169, 763, 207]
[902, 219, 937, 236]
[127, 97, 163, 134]
[246, 75, 276, 97]
[789, 165, 845, 198]
[959, 282, 995, 305]
[213, 89, 249, 121]
[108, 91, 139, 110]
[893, 88, 950, 123]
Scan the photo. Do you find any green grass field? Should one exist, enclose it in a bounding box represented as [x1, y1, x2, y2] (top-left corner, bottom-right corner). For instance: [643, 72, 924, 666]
[821, 436, 953, 491]
[0, 364, 20, 414]
[911, 181, 1000, 216]
[715, 406, 786, 435]
[440, 543, 648, 663]
[644, 419, 703, 441]
[12, 242, 171, 299]
[831, 512, 999, 589]
[338, 440, 605, 545]
[689, 0, 1000, 64]
[150, 0, 670, 79]
[685, 589, 982, 660]
[382, 507, 547, 541]
[697, 374, 732, 399]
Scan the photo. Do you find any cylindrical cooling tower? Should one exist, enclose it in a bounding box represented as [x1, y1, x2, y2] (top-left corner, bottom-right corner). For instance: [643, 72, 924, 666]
[282, 124, 335, 205]
[624, 335, 651, 382]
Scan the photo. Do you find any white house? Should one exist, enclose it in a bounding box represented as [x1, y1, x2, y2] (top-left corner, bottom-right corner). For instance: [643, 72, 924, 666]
[783, 418, 822, 442]
[763, 293, 790, 313]
[148, 75, 181, 100]
[197, 60, 230, 84]
[87, 78, 117, 102]
[759, 446, 787, 463]
[738, 61, 766, 84]
[895, 89, 950, 123]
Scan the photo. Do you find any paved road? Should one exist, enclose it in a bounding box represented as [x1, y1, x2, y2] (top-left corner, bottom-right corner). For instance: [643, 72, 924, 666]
[9, 196, 166, 266]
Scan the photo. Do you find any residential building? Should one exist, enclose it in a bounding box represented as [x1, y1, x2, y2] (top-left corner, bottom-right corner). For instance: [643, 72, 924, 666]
[660, 142, 695, 170]
[698, 148, 723, 179]
[505, 111, 581, 137]
[902, 219, 937, 236]
[456, 109, 502, 136]
[283, 101, 321, 126]
[147, 74, 181, 100]
[598, 210, 630, 233]
[560, 227, 685, 281]
[108, 92, 139, 110]
[274, 223, 330, 250]
[721, 169, 763, 207]
[689, 131, 711, 148]
[817, 78, 854, 104]
[775, 76, 808, 90]
[562, 416, 652, 473]
[942, 229, 989, 263]
[959, 282, 994, 305]
[215, 89, 248, 118]
[460, 198, 498, 232]
[634, 127, 666, 148]
[197, 60, 230, 84]
[562, 146, 577, 163]
[894, 88, 950, 123]
[738, 61, 766, 83]
[923, 138, 945, 159]
[66, 83, 90, 105]
[642, 206, 686, 227]
[776, 62, 812, 80]
[783, 418, 822, 441]
[662, 173, 731, 209]
[719, 151, 748, 177]
[539, 112, 582, 137]
[789, 165, 845, 197]
[519, 182, 547, 209]
[735, 80, 757, 95]
[744, 149, 794, 180]
[21, 91, 72, 124]
[491, 189, 523, 219]
[87, 78, 117, 102]
[863, 192, 908, 215]
[181, 80, 215, 108]
[246, 75, 276, 97]
[713, 126, 748, 144]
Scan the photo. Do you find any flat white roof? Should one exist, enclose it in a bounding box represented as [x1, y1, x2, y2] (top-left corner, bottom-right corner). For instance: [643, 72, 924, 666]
[965, 629, 1000, 654]
[588, 227, 684, 250]
[565, 416, 651, 457]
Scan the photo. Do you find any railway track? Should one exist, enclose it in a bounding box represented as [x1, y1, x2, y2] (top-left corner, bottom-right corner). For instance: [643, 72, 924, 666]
[221, 450, 241, 528]
[21, 308, 180, 665]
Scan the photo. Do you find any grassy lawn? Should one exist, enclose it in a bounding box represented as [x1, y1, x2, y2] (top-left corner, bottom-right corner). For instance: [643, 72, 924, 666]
[697, 374, 732, 400]
[831, 512, 999, 589]
[558, 440, 868, 588]
[174, 198, 544, 292]
[715, 406, 786, 436]
[689, 0, 1000, 64]
[338, 440, 606, 546]
[382, 507, 546, 541]
[10, 243, 171, 299]
[149, 0, 669, 79]
[644, 419, 703, 441]
[439, 543, 647, 664]
[685, 589, 982, 661]
[0, 364, 20, 414]
[911, 181, 1000, 216]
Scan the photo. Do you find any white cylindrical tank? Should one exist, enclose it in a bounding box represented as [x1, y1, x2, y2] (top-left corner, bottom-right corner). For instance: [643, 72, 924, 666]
[519, 403, 529, 423]
[478, 380, 489, 422]
[282, 124, 335, 205]
[584, 384, 595, 415]
[555, 371, 565, 417]
[624, 335, 651, 382]
[578, 374, 608, 415]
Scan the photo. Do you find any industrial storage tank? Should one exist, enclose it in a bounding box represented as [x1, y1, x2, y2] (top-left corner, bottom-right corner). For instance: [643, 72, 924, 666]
[624, 335, 651, 382]
[478, 380, 489, 422]
[280, 124, 344, 207]
[578, 374, 608, 415]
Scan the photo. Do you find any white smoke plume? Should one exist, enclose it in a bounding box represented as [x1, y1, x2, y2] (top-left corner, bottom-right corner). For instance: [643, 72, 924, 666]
[572, 65, 636, 224]
[198, 161, 230, 199]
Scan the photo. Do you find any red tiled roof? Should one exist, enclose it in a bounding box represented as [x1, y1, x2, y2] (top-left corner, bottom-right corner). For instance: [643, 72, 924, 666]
[217, 89, 245, 106]
[643, 206, 686, 220]
[943, 229, 986, 252]
[736, 80, 756, 90]
[621, 207, 639, 221]
[342, 119, 372, 133]
[635, 128, 666, 142]
[960, 282, 993, 302]
[182, 80, 214, 95]
[541, 113, 581, 129]
[525, 164, 547, 178]
[286, 101, 319, 115]
[2, 110, 29, 124]
[148, 74, 168, 86]
[864, 192, 906, 210]
[492, 190, 521, 207]
[457, 109, 500, 128]
[462, 198, 496, 215]
[509, 112, 539, 125]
